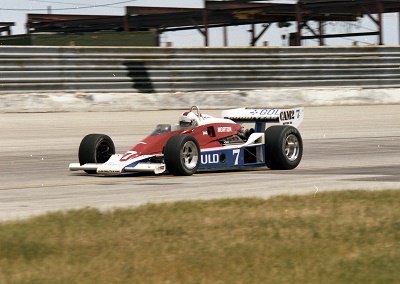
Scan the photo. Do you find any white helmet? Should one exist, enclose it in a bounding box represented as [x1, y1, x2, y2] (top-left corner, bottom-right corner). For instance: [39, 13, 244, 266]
[179, 111, 199, 127]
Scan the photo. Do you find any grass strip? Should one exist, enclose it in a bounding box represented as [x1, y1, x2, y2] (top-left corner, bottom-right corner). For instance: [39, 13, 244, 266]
[0, 190, 399, 284]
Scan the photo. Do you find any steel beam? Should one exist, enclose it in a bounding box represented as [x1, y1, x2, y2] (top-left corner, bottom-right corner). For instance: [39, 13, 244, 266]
[296, 1, 303, 46]
[249, 23, 273, 46]
[377, 0, 384, 45]
[203, 5, 209, 47]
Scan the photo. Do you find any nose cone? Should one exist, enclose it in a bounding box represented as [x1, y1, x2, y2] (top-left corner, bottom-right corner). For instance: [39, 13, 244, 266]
[121, 133, 175, 162]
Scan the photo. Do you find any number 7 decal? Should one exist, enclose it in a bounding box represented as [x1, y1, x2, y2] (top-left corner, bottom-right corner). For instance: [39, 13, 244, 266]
[233, 149, 240, 165]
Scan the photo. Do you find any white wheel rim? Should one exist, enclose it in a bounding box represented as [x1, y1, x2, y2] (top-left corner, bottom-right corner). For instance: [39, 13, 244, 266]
[181, 141, 199, 169]
[285, 134, 300, 162]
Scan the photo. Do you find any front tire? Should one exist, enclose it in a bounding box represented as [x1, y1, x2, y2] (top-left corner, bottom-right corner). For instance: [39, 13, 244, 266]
[164, 135, 200, 176]
[78, 134, 115, 174]
[265, 126, 303, 170]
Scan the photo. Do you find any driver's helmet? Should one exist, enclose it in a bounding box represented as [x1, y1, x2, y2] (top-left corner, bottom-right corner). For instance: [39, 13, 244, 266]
[179, 111, 199, 127]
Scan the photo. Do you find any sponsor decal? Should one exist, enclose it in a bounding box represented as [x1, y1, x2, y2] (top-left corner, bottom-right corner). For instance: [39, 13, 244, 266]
[97, 167, 121, 174]
[201, 154, 219, 164]
[250, 109, 279, 116]
[98, 170, 120, 173]
[280, 110, 295, 121]
[218, 126, 232, 133]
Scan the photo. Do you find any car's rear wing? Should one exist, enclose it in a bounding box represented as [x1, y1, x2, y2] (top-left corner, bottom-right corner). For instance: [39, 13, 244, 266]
[221, 107, 304, 130]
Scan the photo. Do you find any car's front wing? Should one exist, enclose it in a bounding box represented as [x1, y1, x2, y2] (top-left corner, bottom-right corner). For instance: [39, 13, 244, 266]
[69, 154, 166, 175]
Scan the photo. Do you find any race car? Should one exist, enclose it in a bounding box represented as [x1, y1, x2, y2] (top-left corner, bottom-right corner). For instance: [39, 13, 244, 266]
[69, 106, 304, 176]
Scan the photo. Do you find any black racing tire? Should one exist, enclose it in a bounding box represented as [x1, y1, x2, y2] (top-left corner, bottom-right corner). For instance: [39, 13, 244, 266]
[265, 126, 303, 170]
[164, 135, 200, 176]
[78, 134, 115, 174]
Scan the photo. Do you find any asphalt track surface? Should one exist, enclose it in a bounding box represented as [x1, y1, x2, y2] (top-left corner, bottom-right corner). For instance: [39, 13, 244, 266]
[1, 105, 400, 221]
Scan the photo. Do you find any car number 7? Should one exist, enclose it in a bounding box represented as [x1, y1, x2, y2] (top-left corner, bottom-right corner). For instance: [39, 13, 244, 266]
[233, 149, 240, 165]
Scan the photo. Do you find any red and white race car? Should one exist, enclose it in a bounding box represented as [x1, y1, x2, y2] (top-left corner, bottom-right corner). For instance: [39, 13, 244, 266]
[69, 106, 304, 176]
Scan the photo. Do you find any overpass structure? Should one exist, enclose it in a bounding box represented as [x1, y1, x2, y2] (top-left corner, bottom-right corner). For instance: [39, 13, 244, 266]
[23, 0, 400, 47]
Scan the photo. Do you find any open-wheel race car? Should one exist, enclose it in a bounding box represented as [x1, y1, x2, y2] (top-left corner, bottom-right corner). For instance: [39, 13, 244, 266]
[69, 106, 304, 176]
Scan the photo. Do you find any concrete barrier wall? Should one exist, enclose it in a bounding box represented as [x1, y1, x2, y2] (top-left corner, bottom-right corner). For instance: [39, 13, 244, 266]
[2, 45, 400, 93]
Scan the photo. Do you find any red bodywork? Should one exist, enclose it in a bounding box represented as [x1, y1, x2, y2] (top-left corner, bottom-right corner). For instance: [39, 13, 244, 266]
[121, 122, 241, 161]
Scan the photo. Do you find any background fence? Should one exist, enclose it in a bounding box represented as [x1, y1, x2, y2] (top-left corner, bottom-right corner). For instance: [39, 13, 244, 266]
[1, 46, 400, 93]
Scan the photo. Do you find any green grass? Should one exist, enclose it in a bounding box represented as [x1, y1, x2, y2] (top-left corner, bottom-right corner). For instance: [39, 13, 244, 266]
[0, 190, 399, 284]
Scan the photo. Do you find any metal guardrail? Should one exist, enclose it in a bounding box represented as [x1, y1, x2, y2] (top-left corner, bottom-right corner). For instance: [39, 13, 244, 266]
[1, 46, 400, 93]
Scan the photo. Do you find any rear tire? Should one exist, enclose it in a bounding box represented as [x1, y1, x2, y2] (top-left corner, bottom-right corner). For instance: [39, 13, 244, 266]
[164, 135, 200, 176]
[78, 134, 115, 174]
[265, 126, 303, 170]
